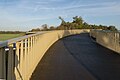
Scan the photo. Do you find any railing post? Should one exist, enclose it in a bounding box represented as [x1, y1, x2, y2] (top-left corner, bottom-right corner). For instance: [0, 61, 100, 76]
[7, 46, 14, 80]
[0, 47, 6, 80]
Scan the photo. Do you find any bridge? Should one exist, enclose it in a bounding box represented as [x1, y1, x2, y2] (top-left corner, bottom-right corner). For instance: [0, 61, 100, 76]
[0, 29, 120, 80]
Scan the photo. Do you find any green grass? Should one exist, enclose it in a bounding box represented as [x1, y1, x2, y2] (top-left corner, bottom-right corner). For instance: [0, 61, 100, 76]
[0, 33, 25, 41]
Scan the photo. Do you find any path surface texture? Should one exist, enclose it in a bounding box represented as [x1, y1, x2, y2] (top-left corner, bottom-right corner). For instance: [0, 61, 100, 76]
[30, 33, 120, 80]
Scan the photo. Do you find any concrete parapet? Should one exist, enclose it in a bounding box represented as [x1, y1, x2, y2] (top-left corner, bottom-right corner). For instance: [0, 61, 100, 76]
[90, 30, 120, 53]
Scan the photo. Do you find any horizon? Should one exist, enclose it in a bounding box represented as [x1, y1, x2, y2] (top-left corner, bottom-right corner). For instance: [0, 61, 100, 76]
[0, 0, 120, 31]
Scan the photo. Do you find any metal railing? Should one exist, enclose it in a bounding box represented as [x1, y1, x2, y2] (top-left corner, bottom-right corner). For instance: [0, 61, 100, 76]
[0, 30, 90, 80]
[0, 32, 46, 80]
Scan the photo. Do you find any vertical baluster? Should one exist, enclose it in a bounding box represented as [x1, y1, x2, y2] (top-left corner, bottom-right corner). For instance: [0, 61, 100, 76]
[15, 42, 23, 80]
[34, 36, 37, 59]
[24, 39, 27, 79]
[119, 33, 120, 53]
[117, 32, 120, 52]
[115, 32, 117, 51]
[32, 36, 35, 65]
[116, 33, 118, 51]
[20, 40, 24, 79]
[117, 33, 119, 52]
[119, 33, 120, 47]
[30, 37, 33, 72]
[16, 42, 20, 68]
[113, 33, 115, 50]
[27, 38, 30, 78]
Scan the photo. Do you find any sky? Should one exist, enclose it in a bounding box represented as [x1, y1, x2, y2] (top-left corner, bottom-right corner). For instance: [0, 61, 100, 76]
[0, 0, 120, 31]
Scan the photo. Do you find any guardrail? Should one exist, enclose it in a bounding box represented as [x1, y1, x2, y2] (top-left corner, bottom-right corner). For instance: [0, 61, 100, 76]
[90, 30, 120, 53]
[0, 30, 90, 80]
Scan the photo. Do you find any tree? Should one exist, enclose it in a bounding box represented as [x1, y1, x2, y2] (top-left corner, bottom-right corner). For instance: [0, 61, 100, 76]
[49, 26, 55, 30]
[83, 22, 89, 29]
[57, 16, 118, 31]
[59, 16, 66, 25]
[108, 26, 118, 31]
[41, 24, 48, 31]
[30, 28, 40, 32]
[72, 16, 83, 29]
[58, 16, 67, 30]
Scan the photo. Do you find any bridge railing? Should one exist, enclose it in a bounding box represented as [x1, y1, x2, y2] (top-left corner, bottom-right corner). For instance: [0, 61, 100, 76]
[0, 30, 90, 80]
[90, 30, 120, 53]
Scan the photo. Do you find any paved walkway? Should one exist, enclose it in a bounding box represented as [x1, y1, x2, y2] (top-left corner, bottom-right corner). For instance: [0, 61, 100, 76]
[30, 33, 120, 80]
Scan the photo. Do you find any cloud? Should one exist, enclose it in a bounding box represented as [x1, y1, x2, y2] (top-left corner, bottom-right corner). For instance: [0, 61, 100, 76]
[0, 0, 120, 30]
[64, 2, 117, 10]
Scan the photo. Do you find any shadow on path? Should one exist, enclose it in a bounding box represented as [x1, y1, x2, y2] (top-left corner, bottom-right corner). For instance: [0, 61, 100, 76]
[30, 33, 120, 80]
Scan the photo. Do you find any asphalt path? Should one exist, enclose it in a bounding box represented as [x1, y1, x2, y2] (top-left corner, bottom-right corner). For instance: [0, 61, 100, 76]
[30, 33, 120, 80]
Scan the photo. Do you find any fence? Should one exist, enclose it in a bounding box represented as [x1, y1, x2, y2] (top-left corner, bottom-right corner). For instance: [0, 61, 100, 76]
[0, 30, 90, 80]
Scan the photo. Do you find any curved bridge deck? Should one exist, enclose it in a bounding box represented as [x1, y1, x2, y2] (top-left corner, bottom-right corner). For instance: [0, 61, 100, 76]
[30, 33, 120, 80]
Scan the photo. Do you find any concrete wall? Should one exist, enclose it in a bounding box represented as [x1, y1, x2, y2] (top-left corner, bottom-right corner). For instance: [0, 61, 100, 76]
[0, 29, 90, 80]
[90, 30, 120, 53]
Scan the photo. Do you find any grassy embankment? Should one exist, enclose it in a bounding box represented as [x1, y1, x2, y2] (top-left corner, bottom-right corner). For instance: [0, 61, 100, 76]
[0, 33, 25, 41]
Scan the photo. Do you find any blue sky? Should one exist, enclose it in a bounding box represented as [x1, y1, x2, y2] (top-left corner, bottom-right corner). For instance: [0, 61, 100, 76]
[0, 0, 120, 31]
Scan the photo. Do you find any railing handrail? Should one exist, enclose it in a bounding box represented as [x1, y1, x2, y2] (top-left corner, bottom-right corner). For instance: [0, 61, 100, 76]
[0, 31, 47, 48]
[0, 29, 90, 48]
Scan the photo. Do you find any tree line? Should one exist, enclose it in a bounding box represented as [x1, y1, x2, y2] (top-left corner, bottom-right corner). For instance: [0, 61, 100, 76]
[0, 31, 25, 34]
[30, 16, 118, 32]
